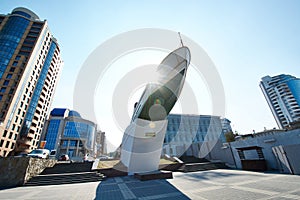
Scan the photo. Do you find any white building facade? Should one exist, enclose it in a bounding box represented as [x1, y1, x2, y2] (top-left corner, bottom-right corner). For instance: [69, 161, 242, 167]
[260, 74, 300, 128]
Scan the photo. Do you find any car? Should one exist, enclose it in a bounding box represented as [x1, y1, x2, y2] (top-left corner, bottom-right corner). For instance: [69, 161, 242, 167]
[98, 155, 111, 160]
[83, 153, 94, 162]
[59, 154, 70, 161]
[49, 150, 57, 159]
[27, 149, 50, 159]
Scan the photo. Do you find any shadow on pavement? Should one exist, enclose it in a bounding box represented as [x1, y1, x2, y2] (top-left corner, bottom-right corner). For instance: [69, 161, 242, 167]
[95, 176, 190, 200]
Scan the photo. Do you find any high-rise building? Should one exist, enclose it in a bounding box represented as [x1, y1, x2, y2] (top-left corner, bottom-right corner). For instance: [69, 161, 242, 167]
[95, 130, 106, 156]
[260, 74, 300, 128]
[0, 7, 63, 156]
[40, 108, 98, 160]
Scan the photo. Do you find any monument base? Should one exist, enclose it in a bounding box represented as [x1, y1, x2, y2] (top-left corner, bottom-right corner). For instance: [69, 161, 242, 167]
[134, 170, 173, 181]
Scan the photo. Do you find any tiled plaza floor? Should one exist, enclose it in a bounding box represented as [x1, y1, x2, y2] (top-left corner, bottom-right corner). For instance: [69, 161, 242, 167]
[1, 169, 300, 200]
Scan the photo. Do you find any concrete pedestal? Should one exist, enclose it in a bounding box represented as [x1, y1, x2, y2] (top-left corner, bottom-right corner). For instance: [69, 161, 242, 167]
[120, 118, 168, 174]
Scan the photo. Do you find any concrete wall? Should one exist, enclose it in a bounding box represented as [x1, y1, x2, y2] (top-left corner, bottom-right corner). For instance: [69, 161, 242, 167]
[277, 144, 300, 174]
[229, 129, 300, 172]
[0, 157, 56, 188]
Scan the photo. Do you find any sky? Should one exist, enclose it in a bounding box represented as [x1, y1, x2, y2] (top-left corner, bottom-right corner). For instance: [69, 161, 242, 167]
[1, 0, 300, 151]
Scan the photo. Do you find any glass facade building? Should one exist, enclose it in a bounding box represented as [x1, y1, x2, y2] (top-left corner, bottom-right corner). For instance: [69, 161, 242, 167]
[0, 7, 63, 156]
[163, 114, 231, 157]
[41, 108, 98, 160]
[260, 74, 300, 128]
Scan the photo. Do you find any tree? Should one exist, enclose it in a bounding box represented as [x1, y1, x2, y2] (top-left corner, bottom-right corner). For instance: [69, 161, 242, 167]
[225, 131, 236, 142]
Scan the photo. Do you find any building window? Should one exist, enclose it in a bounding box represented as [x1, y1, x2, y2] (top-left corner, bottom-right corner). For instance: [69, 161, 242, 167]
[0, 87, 6, 93]
[3, 130, 7, 137]
[12, 61, 18, 66]
[0, 140, 4, 147]
[15, 55, 21, 60]
[6, 74, 12, 79]
[9, 132, 13, 139]
[3, 80, 9, 86]
[0, 112, 5, 118]
[5, 141, 10, 148]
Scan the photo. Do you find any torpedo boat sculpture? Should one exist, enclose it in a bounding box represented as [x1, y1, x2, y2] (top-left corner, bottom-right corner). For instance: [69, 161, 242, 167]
[120, 44, 191, 174]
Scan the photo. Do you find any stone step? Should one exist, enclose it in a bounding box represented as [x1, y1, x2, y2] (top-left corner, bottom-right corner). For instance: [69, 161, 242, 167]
[24, 172, 105, 186]
[29, 173, 104, 181]
[179, 156, 209, 163]
[178, 162, 228, 172]
[41, 162, 94, 174]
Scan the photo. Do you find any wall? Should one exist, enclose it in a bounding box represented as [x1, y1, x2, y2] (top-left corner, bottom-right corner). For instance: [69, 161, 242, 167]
[0, 157, 56, 188]
[229, 129, 300, 172]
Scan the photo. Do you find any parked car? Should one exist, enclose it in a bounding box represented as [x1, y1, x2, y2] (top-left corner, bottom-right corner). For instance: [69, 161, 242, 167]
[28, 149, 50, 159]
[49, 150, 57, 159]
[83, 153, 94, 162]
[98, 155, 111, 160]
[59, 154, 70, 161]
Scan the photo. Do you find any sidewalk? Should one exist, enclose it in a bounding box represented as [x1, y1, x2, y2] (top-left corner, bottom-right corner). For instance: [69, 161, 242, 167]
[1, 169, 300, 200]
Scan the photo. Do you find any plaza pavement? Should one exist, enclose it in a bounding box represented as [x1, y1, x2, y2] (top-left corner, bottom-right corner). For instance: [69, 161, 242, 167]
[1, 169, 300, 200]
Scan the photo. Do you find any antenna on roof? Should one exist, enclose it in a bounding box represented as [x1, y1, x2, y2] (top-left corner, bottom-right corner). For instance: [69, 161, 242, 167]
[178, 32, 184, 47]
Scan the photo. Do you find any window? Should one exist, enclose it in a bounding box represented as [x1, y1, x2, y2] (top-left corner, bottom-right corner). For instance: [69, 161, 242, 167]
[0, 140, 4, 147]
[0, 112, 5, 118]
[6, 74, 12, 79]
[3, 80, 9, 86]
[0, 95, 2, 101]
[3, 130, 7, 137]
[5, 141, 10, 148]
[15, 56, 21, 60]
[9, 68, 15, 72]
[9, 132, 13, 139]
[0, 87, 6, 93]
[12, 61, 18, 66]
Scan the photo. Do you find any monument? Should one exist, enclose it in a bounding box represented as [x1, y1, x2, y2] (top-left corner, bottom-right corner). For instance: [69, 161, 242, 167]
[120, 43, 191, 175]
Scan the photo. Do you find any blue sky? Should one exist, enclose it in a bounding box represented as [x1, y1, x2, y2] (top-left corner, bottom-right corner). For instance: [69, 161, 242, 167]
[1, 1, 300, 149]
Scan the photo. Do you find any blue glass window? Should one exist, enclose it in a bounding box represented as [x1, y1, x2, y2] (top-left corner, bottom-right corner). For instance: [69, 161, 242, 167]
[3, 80, 9, 85]
[0, 16, 29, 79]
[12, 11, 31, 19]
[6, 74, 12, 79]
[288, 79, 300, 105]
[0, 87, 6, 93]
[63, 121, 95, 149]
[44, 119, 61, 150]
[20, 42, 57, 136]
